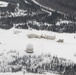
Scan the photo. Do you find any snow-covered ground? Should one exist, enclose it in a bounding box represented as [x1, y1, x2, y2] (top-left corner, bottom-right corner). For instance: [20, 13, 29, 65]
[0, 28, 76, 63]
[0, 1, 8, 7]
[0, 72, 59, 75]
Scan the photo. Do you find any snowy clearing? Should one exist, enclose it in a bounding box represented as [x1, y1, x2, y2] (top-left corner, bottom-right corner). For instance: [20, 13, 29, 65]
[0, 28, 76, 63]
[0, 1, 8, 7]
[0, 72, 59, 75]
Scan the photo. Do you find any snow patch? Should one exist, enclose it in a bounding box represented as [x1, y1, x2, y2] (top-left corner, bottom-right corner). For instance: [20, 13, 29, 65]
[0, 1, 8, 7]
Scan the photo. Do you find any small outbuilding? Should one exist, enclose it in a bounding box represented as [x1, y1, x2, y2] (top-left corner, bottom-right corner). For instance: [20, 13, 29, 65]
[57, 39, 64, 43]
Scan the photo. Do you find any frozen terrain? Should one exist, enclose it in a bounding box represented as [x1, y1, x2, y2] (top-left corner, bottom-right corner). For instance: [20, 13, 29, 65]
[0, 72, 59, 75]
[0, 28, 76, 63]
[0, 1, 8, 7]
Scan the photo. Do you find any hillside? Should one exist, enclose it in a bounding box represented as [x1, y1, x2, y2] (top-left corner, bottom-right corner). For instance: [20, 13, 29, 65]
[35, 0, 76, 15]
[0, 1, 76, 74]
[1, 0, 76, 33]
[0, 0, 41, 10]
[1, 0, 76, 15]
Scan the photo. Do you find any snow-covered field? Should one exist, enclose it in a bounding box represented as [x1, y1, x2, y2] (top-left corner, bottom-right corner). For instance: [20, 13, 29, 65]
[0, 28, 76, 63]
[0, 72, 59, 75]
[0, 1, 8, 7]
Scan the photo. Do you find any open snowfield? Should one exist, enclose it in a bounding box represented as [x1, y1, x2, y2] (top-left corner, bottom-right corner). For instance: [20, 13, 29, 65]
[0, 28, 76, 63]
[0, 1, 8, 7]
[0, 72, 59, 75]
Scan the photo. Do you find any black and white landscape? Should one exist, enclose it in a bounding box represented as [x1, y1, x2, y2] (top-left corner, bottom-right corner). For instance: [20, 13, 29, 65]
[0, 0, 76, 75]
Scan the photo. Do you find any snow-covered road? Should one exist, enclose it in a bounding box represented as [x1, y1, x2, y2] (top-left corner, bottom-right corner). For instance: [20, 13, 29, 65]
[32, 0, 64, 14]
